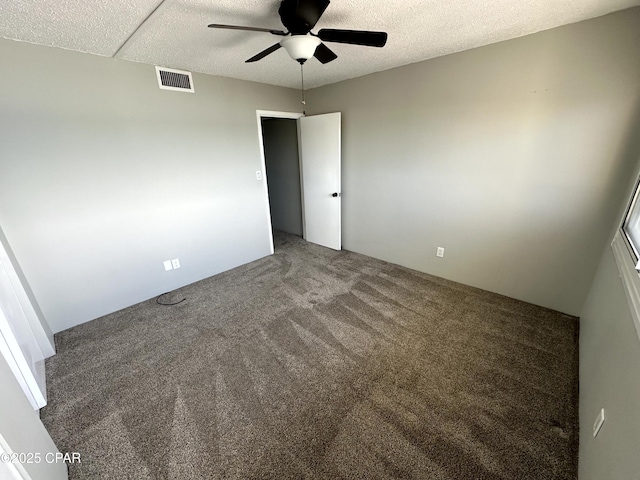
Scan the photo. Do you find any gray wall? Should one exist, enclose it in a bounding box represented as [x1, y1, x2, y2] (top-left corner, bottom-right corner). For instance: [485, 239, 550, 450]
[578, 141, 640, 479]
[0, 39, 301, 333]
[579, 245, 640, 479]
[308, 8, 640, 316]
[0, 354, 67, 480]
[262, 118, 303, 236]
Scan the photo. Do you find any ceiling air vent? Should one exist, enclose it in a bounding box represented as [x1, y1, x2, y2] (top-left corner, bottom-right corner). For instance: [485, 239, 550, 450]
[155, 66, 194, 93]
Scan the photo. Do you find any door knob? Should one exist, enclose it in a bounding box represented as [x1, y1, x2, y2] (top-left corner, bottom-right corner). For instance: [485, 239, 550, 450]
[332, 192, 341, 197]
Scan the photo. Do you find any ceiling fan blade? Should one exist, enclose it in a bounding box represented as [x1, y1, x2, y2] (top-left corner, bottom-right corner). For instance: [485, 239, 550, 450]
[279, 0, 330, 33]
[314, 43, 337, 64]
[208, 24, 287, 36]
[246, 43, 282, 63]
[317, 29, 388, 47]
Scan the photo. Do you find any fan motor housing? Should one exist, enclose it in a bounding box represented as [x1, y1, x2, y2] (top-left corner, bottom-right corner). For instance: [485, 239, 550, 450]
[279, 0, 329, 34]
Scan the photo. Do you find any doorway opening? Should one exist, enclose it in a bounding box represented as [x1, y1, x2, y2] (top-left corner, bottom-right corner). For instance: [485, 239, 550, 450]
[257, 109, 342, 253]
[261, 117, 303, 246]
[256, 111, 305, 252]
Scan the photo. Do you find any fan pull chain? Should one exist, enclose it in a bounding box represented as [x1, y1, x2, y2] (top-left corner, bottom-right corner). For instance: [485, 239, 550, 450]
[300, 62, 306, 115]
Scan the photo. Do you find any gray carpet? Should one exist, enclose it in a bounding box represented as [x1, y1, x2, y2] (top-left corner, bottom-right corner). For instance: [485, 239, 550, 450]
[41, 231, 579, 479]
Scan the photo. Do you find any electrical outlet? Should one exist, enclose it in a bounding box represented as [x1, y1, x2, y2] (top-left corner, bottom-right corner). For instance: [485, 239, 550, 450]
[256, 171, 263, 180]
[436, 247, 445, 258]
[163, 260, 173, 271]
[593, 408, 605, 437]
[172, 258, 181, 269]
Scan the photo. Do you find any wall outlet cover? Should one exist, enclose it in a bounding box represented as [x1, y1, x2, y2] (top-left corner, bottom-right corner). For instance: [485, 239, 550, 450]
[436, 247, 445, 258]
[163, 260, 173, 271]
[171, 258, 181, 269]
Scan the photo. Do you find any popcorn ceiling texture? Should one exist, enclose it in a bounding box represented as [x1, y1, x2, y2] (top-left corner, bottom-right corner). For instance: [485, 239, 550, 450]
[0, 0, 162, 55]
[1, 0, 639, 88]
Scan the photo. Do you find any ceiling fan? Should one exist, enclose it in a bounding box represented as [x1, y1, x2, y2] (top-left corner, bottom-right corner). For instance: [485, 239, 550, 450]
[208, 0, 388, 65]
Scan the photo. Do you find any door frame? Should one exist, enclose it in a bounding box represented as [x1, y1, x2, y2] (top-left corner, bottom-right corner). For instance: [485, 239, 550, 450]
[0, 236, 54, 410]
[256, 110, 304, 254]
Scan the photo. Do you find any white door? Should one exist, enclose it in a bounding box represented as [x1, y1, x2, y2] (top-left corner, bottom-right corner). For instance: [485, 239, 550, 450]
[298, 113, 341, 250]
[0, 236, 53, 410]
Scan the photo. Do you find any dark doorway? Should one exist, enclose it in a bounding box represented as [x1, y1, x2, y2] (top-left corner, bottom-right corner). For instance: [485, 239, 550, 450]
[261, 117, 303, 237]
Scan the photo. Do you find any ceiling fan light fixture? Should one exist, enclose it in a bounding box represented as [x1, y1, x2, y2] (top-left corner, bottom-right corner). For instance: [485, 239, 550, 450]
[280, 35, 321, 63]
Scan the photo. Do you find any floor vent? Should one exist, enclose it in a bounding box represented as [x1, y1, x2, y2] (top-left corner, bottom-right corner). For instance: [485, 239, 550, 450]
[155, 66, 194, 93]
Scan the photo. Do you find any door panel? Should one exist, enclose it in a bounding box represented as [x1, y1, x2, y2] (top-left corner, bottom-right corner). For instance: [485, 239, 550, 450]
[298, 113, 341, 250]
[0, 260, 47, 409]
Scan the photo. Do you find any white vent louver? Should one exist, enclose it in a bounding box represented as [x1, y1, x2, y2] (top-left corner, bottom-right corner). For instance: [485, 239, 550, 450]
[155, 66, 194, 93]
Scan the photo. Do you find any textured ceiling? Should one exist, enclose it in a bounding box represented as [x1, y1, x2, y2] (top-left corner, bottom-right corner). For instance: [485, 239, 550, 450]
[2, 0, 640, 89]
